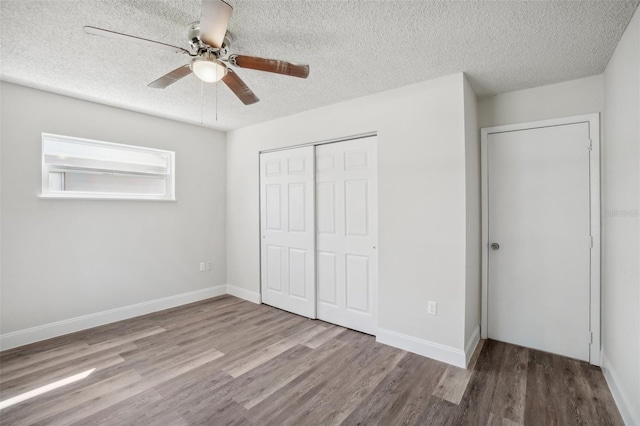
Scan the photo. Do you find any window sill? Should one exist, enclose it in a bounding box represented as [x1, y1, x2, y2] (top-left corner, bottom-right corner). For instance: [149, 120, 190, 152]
[39, 194, 177, 202]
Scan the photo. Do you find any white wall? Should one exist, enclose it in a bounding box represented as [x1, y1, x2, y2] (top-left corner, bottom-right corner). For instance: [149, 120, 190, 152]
[602, 8, 640, 425]
[478, 74, 604, 129]
[227, 73, 478, 366]
[463, 76, 481, 356]
[1, 83, 227, 341]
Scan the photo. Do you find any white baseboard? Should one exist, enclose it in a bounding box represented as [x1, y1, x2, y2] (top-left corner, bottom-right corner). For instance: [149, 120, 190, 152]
[601, 351, 639, 426]
[376, 328, 466, 368]
[464, 325, 480, 367]
[0, 285, 227, 351]
[226, 284, 261, 304]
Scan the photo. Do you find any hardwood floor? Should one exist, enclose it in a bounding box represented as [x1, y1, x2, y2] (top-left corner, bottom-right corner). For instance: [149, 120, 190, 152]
[0, 295, 624, 425]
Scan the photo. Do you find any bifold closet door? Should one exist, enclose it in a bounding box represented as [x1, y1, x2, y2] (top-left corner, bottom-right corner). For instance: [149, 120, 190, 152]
[316, 137, 378, 334]
[260, 146, 316, 318]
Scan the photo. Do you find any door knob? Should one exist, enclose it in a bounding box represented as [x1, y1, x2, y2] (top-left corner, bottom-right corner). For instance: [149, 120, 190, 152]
[491, 242, 500, 250]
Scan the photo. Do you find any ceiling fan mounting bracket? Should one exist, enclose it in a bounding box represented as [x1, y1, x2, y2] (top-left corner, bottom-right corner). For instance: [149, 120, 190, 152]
[187, 22, 203, 49]
[187, 22, 232, 58]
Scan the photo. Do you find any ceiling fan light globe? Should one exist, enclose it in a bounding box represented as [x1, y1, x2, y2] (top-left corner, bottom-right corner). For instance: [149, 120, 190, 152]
[190, 57, 227, 83]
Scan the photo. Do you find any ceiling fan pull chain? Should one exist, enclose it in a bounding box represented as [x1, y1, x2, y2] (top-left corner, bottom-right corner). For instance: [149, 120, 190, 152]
[201, 80, 205, 125]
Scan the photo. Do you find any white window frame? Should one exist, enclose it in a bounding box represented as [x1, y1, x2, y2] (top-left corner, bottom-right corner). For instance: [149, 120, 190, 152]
[40, 133, 176, 201]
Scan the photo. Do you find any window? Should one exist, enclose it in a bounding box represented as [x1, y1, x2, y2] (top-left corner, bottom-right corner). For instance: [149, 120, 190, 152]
[41, 133, 175, 200]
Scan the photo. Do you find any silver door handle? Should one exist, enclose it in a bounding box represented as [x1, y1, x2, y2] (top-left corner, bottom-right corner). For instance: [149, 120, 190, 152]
[491, 242, 500, 250]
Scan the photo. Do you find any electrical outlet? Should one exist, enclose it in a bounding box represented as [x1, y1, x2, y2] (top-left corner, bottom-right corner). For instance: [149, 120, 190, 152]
[199, 262, 205, 272]
[427, 301, 437, 316]
[207, 261, 213, 271]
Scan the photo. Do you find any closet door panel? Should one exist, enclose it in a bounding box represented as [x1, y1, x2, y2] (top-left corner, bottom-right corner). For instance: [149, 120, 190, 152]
[316, 137, 378, 334]
[260, 147, 316, 318]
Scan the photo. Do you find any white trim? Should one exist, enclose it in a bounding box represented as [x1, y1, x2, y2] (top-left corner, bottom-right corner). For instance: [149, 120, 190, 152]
[41, 132, 174, 155]
[259, 131, 377, 154]
[464, 325, 481, 367]
[601, 351, 639, 425]
[226, 284, 261, 304]
[376, 328, 467, 368]
[480, 113, 601, 365]
[480, 127, 490, 336]
[588, 115, 601, 365]
[0, 285, 226, 351]
[39, 195, 178, 202]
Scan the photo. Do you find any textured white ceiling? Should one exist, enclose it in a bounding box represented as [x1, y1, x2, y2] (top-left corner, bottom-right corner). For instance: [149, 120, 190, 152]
[1, 1, 637, 131]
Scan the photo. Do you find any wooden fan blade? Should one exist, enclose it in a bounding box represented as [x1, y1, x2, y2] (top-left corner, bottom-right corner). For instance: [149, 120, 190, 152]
[200, 0, 233, 48]
[83, 26, 190, 55]
[222, 69, 259, 105]
[229, 54, 309, 79]
[148, 64, 192, 89]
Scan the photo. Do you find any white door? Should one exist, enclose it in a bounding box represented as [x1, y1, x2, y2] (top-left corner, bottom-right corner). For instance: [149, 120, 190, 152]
[260, 147, 316, 318]
[487, 123, 591, 361]
[316, 137, 378, 334]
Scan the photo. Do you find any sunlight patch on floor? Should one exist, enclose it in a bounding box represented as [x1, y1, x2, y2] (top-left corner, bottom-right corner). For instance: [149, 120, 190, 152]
[0, 368, 96, 410]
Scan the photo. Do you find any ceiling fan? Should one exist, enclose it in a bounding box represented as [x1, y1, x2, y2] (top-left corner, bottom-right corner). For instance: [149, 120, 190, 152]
[83, 0, 310, 105]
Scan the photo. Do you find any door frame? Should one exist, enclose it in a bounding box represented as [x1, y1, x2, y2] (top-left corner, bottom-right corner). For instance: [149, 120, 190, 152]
[480, 113, 601, 365]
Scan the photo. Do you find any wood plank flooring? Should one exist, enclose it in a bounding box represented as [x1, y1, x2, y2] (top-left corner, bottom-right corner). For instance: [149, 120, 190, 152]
[0, 295, 624, 425]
